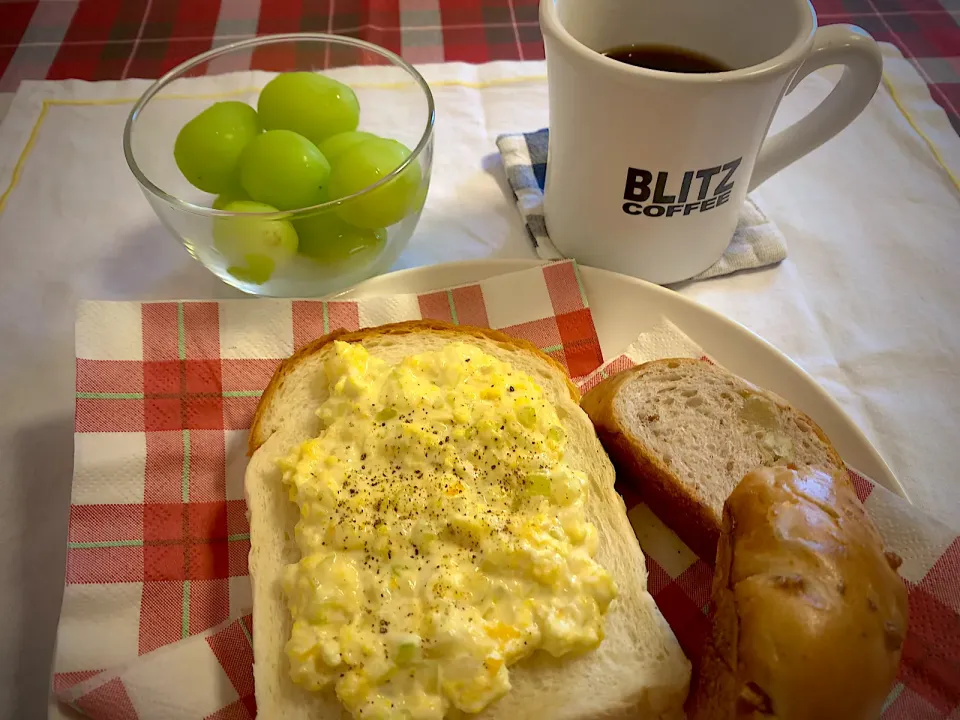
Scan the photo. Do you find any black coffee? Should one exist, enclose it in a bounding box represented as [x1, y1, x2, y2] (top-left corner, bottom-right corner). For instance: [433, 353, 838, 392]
[602, 44, 731, 74]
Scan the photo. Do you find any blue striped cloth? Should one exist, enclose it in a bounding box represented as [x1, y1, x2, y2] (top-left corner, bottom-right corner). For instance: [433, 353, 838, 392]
[496, 129, 788, 283]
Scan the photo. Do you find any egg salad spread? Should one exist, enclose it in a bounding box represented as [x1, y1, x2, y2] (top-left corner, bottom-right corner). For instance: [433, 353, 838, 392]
[278, 340, 617, 719]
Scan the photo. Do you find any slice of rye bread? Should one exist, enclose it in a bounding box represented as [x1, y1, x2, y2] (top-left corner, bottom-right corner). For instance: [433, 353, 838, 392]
[580, 358, 845, 563]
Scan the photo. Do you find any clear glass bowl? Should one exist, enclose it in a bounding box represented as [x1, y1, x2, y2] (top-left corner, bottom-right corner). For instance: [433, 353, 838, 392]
[123, 33, 435, 297]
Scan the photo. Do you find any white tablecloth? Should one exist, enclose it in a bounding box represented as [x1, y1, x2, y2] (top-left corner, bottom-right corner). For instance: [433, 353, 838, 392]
[0, 45, 957, 718]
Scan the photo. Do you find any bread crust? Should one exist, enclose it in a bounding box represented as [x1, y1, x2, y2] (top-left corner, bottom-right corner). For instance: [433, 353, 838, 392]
[249, 319, 579, 455]
[689, 466, 908, 720]
[580, 358, 846, 564]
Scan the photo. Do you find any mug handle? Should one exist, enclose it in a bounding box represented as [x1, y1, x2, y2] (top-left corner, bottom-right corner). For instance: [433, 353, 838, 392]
[749, 24, 883, 192]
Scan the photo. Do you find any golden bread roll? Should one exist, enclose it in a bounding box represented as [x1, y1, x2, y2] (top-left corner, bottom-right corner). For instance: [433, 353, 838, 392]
[690, 465, 908, 720]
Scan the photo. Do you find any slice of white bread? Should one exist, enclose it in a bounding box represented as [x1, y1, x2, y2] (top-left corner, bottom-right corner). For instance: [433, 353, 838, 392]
[581, 358, 845, 563]
[246, 321, 691, 720]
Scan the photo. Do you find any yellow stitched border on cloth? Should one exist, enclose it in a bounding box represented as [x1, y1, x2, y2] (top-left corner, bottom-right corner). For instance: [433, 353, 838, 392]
[1, 71, 958, 218]
[0, 74, 547, 217]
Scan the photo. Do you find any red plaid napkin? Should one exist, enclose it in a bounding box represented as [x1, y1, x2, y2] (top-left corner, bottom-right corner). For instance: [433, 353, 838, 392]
[56, 262, 959, 719]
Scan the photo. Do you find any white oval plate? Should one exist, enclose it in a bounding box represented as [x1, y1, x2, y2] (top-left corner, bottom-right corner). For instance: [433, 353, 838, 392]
[341, 259, 907, 500]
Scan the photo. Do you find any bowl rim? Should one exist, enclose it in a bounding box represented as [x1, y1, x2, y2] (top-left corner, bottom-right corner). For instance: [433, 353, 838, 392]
[122, 32, 436, 219]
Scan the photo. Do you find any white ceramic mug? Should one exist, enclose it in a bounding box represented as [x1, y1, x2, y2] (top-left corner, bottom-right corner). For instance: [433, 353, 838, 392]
[539, 0, 883, 284]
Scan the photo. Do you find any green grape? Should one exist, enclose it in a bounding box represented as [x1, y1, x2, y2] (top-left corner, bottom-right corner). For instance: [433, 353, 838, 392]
[239, 130, 331, 211]
[213, 200, 299, 284]
[328, 138, 422, 229]
[226, 256, 275, 285]
[212, 187, 250, 210]
[410, 181, 429, 214]
[294, 211, 386, 266]
[317, 131, 377, 163]
[257, 72, 360, 145]
[174, 101, 260, 194]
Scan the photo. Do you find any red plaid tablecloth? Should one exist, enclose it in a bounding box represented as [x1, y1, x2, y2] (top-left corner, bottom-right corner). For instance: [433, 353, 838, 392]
[0, 0, 958, 134]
